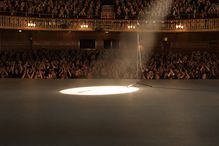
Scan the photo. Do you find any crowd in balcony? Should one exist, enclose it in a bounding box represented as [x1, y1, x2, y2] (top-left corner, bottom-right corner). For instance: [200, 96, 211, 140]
[115, 0, 218, 19]
[0, 0, 218, 19]
[0, 0, 102, 18]
[0, 48, 218, 79]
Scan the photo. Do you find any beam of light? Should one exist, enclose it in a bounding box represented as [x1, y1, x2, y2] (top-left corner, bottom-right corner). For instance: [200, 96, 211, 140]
[139, 0, 173, 59]
[60, 86, 139, 95]
[117, 0, 174, 79]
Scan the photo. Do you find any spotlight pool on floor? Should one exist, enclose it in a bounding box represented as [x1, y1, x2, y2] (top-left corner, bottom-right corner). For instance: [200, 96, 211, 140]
[60, 86, 139, 95]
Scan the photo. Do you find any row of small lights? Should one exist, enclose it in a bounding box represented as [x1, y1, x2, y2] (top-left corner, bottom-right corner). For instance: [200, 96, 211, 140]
[74, 24, 137, 30]
[28, 22, 36, 27]
[176, 24, 184, 29]
[19, 22, 36, 32]
[80, 24, 89, 28]
[128, 24, 184, 30]
[23, 22, 185, 30]
[26, 22, 136, 30]
[27, 22, 90, 29]
[128, 25, 136, 29]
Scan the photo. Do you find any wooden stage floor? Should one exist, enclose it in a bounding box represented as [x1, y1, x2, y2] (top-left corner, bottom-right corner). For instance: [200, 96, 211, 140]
[0, 79, 219, 146]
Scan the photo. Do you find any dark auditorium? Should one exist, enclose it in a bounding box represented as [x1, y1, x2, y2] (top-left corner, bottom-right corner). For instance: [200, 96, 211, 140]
[0, 0, 219, 146]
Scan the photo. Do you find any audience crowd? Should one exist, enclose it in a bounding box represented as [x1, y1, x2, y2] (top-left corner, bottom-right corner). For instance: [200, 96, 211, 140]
[0, 0, 218, 19]
[115, 0, 218, 19]
[142, 50, 219, 79]
[0, 48, 218, 79]
[0, 0, 102, 18]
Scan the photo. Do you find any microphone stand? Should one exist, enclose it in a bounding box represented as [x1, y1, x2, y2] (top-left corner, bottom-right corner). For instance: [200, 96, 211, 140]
[128, 26, 152, 88]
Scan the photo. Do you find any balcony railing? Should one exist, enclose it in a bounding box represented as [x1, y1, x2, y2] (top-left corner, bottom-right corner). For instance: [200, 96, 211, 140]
[0, 15, 218, 32]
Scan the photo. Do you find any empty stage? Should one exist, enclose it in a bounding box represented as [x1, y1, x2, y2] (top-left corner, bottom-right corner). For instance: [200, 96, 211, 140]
[0, 79, 219, 146]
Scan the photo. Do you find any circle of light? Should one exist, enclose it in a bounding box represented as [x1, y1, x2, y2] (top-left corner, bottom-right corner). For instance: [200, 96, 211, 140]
[60, 86, 139, 95]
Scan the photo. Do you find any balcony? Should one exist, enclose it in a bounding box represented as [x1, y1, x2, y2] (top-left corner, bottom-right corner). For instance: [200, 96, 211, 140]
[0, 15, 218, 32]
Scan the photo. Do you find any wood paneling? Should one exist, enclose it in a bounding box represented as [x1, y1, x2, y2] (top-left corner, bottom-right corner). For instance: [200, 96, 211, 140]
[0, 30, 218, 51]
[1, 30, 30, 50]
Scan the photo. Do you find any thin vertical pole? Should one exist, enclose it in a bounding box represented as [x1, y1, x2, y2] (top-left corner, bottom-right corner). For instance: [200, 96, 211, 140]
[136, 31, 139, 79]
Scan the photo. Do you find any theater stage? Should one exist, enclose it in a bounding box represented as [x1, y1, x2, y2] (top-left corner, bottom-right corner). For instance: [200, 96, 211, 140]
[0, 79, 219, 146]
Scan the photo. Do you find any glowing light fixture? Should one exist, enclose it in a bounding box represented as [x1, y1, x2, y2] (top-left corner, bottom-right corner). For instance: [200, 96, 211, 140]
[176, 24, 184, 29]
[128, 25, 136, 29]
[80, 24, 89, 28]
[164, 37, 168, 42]
[60, 86, 139, 95]
[28, 22, 36, 27]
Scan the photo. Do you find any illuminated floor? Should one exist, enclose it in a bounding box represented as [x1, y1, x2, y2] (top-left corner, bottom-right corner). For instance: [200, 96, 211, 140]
[0, 79, 219, 146]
